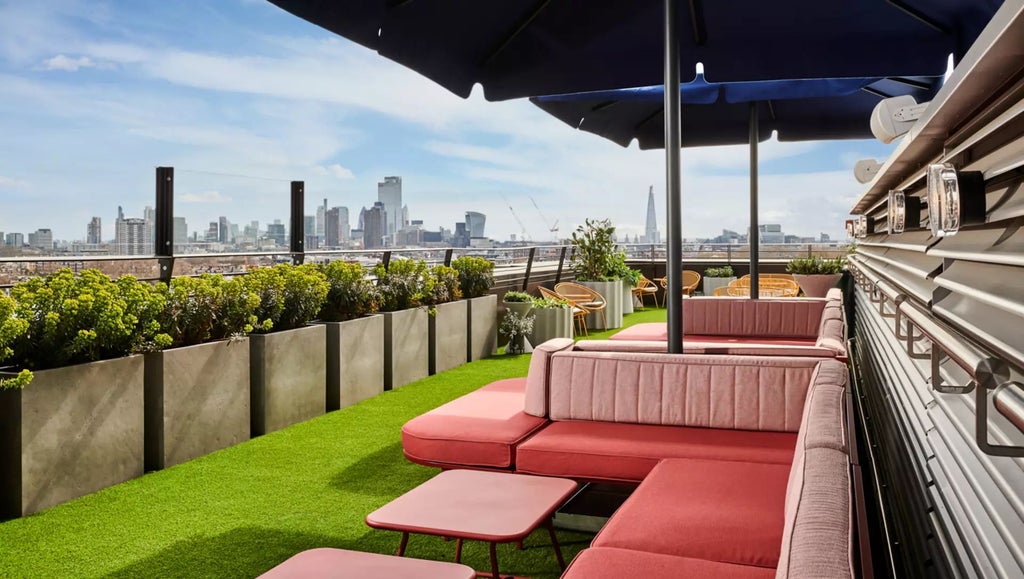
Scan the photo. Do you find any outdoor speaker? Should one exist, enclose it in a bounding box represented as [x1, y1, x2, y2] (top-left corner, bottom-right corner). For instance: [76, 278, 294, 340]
[887, 190, 921, 234]
[926, 163, 986, 237]
[854, 159, 883, 184]
[871, 95, 929, 143]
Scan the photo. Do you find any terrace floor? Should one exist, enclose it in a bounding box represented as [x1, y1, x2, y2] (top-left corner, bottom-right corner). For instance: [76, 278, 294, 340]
[0, 308, 668, 579]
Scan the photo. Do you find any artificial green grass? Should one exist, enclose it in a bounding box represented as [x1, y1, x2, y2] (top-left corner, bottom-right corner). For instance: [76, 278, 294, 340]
[0, 308, 667, 578]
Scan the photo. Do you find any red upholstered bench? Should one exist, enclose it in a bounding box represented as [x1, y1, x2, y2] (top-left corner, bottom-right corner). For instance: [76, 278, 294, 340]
[562, 547, 775, 579]
[258, 548, 475, 578]
[401, 378, 547, 469]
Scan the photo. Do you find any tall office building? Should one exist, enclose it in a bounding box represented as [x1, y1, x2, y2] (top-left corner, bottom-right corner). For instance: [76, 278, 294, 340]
[644, 186, 660, 244]
[267, 220, 287, 247]
[304, 215, 318, 249]
[5, 232, 23, 247]
[116, 219, 149, 255]
[28, 229, 53, 250]
[360, 202, 387, 249]
[173, 217, 188, 248]
[465, 211, 486, 238]
[377, 176, 402, 237]
[144, 206, 156, 244]
[316, 199, 326, 243]
[218, 216, 230, 243]
[325, 207, 341, 247]
[87, 217, 102, 244]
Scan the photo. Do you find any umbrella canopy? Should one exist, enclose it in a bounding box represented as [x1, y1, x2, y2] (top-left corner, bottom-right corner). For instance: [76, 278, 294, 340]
[530, 76, 943, 149]
[267, 0, 999, 101]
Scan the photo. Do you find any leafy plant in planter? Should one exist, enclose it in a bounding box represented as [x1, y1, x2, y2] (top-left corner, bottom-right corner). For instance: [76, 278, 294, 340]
[500, 311, 534, 355]
[159, 274, 261, 347]
[423, 265, 462, 307]
[451, 256, 494, 298]
[502, 291, 532, 303]
[319, 261, 380, 322]
[7, 268, 170, 374]
[0, 293, 30, 390]
[786, 257, 846, 275]
[245, 264, 329, 332]
[570, 218, 617, 281]
[373, 259, 428, 312]
[704, 266, 735, 278]
[532, 296, 571, 309]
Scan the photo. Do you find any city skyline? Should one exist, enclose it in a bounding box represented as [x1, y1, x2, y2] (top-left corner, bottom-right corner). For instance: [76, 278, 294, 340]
[0, 2, 896, 246]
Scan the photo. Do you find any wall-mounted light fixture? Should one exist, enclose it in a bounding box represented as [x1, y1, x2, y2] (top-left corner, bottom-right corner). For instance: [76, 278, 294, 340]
[887, 189, 922, 234]
[926, 163, 986, 237]
[856, 215, 874, 238]
[845, 219, 856, 238]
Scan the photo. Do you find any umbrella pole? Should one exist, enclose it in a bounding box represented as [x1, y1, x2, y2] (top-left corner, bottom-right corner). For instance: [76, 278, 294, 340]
[749, 103, 759, 299]
[664, 0, 683, 353]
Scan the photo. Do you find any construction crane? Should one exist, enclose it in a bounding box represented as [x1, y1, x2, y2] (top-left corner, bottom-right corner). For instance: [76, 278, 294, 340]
[529, 196, 559, 240]
[506, 202, 531, 241]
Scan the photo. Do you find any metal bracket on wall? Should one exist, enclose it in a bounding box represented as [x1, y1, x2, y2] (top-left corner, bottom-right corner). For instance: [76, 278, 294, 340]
[976, 380, 1024, 458]
[901, 319, 932, 360]
[930, 348, 975, 394]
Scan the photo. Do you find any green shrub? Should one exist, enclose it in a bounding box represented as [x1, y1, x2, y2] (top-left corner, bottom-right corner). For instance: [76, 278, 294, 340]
[7, 268, 171, 373]
[160, 274, 260, 347]
[571, 218, 618, 282]
[532, 296, 570, 309]
[451, 256, 494, 299]
[319, 261, 379, 322]
[704, 266, 735, 278]
[502, 290, 532, 303]
[373, 259, 428, 312]
[244, 264, 329, 333]
[786, 257, 846, 275]
[0, 293, 31, 390]
[423, 265, 462, 306]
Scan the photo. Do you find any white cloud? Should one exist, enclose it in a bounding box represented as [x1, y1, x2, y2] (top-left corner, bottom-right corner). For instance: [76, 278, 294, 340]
[313, 164, 355, 179]
[0, 176, 29, 188]
[181, 191, 232, 203]
[39, 54, 97, 72]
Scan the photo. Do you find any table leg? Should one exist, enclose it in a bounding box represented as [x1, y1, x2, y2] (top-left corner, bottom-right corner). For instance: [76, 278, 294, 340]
[488, 542, 500, 579]
[546, 519, 566, 570]
[455, 538, 463, 563]
[397, 531, 409, 557]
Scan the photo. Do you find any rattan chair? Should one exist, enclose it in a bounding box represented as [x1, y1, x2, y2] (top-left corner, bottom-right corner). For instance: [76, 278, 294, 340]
[655, 271, 701, 297]
[724, 285, 787, 297]
[540, 286, 587, 336]
[730, 277, 799, 297]
[554, 282, 607, 330]
[632, 275, 660, 309]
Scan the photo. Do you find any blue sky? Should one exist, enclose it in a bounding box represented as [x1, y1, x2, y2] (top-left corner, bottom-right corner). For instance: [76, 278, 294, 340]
[0, 0, 897, 243]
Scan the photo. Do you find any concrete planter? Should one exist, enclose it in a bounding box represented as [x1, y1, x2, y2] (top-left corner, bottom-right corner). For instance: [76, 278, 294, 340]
[144, 339, 250, 470]
[325, 315, 385, 411]
[429, 301, 468, 375]
[530, 307, 574, 346]
[382, 308, 429, 390]
[503, 301, 533, 318]
[703, 276, 736, 296]
[250, 325, 327, 436]
[580, 280, 623, 330]
[466, 295, 497, 362]
[621, 280, 635, 315]
[794, 273, 843, 298]
[0, 355, 144, 518]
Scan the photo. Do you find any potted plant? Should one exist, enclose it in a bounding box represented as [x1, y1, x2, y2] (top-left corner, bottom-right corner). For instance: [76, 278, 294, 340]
[610, 256, 642, 315]
[145, 274, 261, 470]
[1, 268, 169, 518]
[374, 259, 430, 390]
[245, 264, 330, 436]
[787, 256, 846, 297]
[703, 265, 736, 296]
[500, 310, 534, 355]
[502, 290, 534, 317]
[570, 218, 623, 329]
[424, 264, 466, 375]
[529, 296, 574, 345]
[319, 260, 383, 411]
[452, 256, 496, 361]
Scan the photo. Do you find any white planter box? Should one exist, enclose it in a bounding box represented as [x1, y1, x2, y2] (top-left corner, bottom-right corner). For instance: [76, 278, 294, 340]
[250, 325, 327, 436]
[430, 301, 468, 375]
[466, 295, 497, 362]
[145, 339, 250, 470]
[325, 315, 385, 411]
[1, 355, 144, 518]
[382, 308, 429, 390]
[622, 280, 635, 314]
[530, 307, 574, 346]
[702, 276, 736, 296]
[580, 280, 623, 330]
[794, 273, 843, 298]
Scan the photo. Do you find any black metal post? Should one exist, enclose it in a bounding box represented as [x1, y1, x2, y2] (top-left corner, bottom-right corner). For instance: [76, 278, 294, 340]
[664, 0, 683, 353]
[382, 251, 392, 270]
[155, 167, 174, 284]
[290, 181, 304, 264]
[555, 246, 567, 284]
[522, 247, 536, 291]
[749, 103, 760, 299]
[444, 248, 454, 267]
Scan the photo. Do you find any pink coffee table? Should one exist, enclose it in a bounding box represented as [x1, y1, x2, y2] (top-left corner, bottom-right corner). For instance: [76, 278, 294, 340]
[259, 548, 476, 578]
[366, 470, 578, 579]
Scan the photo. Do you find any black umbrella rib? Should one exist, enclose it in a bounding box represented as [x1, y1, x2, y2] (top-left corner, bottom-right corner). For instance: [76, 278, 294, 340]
[634, 107, 665, 132]
[591, 100, 621, 113]
[887, 76, 934, 90]
[861, 86, 893, 99]
[689, 0, 707, 46]
[884, 0, 951, 34]
[767, 100, 777, 122]
[480, 0, 554, 68]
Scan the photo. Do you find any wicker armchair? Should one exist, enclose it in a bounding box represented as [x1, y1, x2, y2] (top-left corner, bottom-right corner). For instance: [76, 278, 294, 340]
[655, 271, 701, 297]
[554, 282, 607, 330]
[540, 286, 587, 336]
[632, 275, 660, 309]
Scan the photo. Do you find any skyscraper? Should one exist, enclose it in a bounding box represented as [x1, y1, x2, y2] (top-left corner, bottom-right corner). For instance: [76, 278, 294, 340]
[267, 220, 287, 247]
[325, 207, 341, 247]
[304, 215, 318, 249]
[173, 217, 188, 248]
[218, 216, 230, 243]
[316, 198, 326, 242]
[644, 185, 660, 244]
[377, 176, 402, 237]
[117, 219, 149, 255]
[87, 217, 102, 244]
[28, 229, 53, 250]
[465, 211, 486, 238]
[361, 202, 387, 249]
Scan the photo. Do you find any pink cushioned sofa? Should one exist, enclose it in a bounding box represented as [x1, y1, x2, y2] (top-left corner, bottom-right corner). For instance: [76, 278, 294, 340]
[402, 338, 855, 577]
[608, 289, 846, 360]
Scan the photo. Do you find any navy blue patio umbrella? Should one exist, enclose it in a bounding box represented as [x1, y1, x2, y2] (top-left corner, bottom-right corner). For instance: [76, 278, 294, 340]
[531, 75, 942, 295]
[266, 0, 1004, 352]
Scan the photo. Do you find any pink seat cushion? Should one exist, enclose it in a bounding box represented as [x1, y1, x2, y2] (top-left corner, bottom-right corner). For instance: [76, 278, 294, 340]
[609, 324, 816, 347]
[562, 547, 775, 579]
[258, 548, 476, 578]
[402, 379, 547, 469]
[593, 458, 790, 568]
[515, 420, 796, 483]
